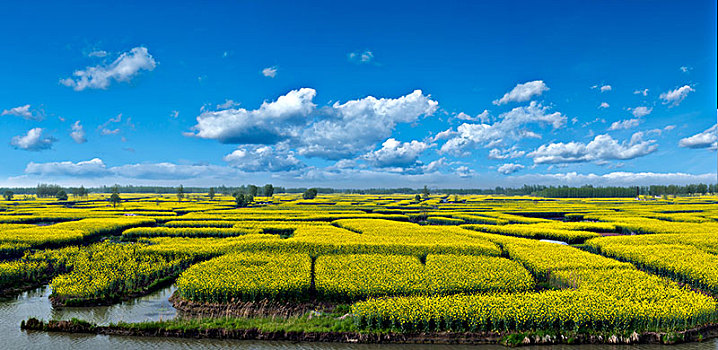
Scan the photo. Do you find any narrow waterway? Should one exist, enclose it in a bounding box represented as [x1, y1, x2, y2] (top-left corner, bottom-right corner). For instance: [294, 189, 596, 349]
[1, 284, 716, 350]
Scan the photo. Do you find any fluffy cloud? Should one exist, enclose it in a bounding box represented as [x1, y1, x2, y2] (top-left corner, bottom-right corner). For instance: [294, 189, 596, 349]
[455, 166, 474, 178]
[440, 101, 566, 155]
[497, 163, 525, 175]
[456, 110, 490, 122]
[262, 66, 278, 78]
[60, 47, 156, 91]
[348, 50, 374, 64]
[488, 147, 525, 160]
[189, 88, 437, 160]
[2, 105, 43, 121]
[70, 121, 87, 143]
[10, 128, 56, 151]
[493, 80, 548, 105]
[660, 85, 694, 106]
[631, 106, 652, 118]
[600, 85, 612, 92]
[223, 145, 303, 172]
[599, 102, 610, 109]
[190, 88, 316, 144]
[608, 118, 641, 131]
[297, 90, 438, 159]
[679, 124, 717, 150]
[363, 138, 430, 168]
[527, 132, 657, 164]
[25, 158, 107, 177]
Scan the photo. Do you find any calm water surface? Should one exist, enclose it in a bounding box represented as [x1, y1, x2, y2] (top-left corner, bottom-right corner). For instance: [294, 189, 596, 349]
[1, 285, 716, 350]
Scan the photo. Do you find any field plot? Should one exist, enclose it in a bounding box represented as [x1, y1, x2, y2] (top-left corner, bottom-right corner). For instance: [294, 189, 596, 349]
[3, 193, 718, 345]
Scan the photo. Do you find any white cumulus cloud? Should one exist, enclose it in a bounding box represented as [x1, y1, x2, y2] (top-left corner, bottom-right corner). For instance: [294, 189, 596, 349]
[60, 47, 157, 91]
[488, 147, 525, 160]
[10, 128, 56, 151]
[25, 158, 107, 176]
[599, 102, 610, 109]
[608, 118, 641, 131]
[455, 166, 474, 178]
[497, 163, 525, 175]
[190, 88, 317, 144]
[631, 106, 652, 118]
[223, 145, 303, 172]
[2, 104, 43, 121]
[456, 110, 490, 122]
[189, 89, 438, 161]
[297, 90, 438, 159]
[659, 85, 694, 107]
[493, 80, 549, 105]
[70, 121, 87, 143]
[363, 138, 430, 168]
[440, 101, 566, 155]
[679, 124, 717, 150]
[527, 132, 657, 164]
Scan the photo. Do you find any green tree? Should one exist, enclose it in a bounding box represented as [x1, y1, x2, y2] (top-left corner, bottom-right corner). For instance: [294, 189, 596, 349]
[303, 188, 318, 200]
[414, 194, 421, 202]
[110, 185, 121, 208]
[263, 184, 274, 197]
[176, 185, 185, 201]
[208, 187, 216, 201]
[233, 192, 248, 207]
[421, 185, 430, 200]
[248, 185, 258, 197]
[3, 190, 13, 201]
[56, 190, 68, 201]
[73, 185, 89, 199]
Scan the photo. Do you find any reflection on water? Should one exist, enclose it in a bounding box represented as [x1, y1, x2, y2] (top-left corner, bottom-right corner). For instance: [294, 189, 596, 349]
[2, 284, 717, 350]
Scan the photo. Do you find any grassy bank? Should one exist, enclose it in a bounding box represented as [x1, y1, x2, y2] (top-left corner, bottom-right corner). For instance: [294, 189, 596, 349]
[20, 316, 718, 346]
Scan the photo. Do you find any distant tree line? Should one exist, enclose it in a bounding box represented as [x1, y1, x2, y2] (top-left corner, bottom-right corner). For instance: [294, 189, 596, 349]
[1, 183, 717, 200]
[535, 184, 718, 198]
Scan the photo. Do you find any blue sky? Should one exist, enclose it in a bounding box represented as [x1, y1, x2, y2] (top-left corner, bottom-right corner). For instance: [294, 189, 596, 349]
[1, 0, 716, 188]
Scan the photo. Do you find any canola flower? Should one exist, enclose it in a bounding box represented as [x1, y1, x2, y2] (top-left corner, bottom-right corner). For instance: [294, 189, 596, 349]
[1, 192, 718, 335]
[176, 252, 311, 302]
[353, 265, 718, 333]
[50, 242, 191, 304]
[585, 241, 718, 294]
[316, 254, 534, 300]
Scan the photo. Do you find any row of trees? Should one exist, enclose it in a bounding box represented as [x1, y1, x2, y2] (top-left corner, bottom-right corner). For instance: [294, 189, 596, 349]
[173, 184, 275, 202]
[536, 186, 638, 198]
[4, 183, 718, 202]
[535, 184, 718, 198]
